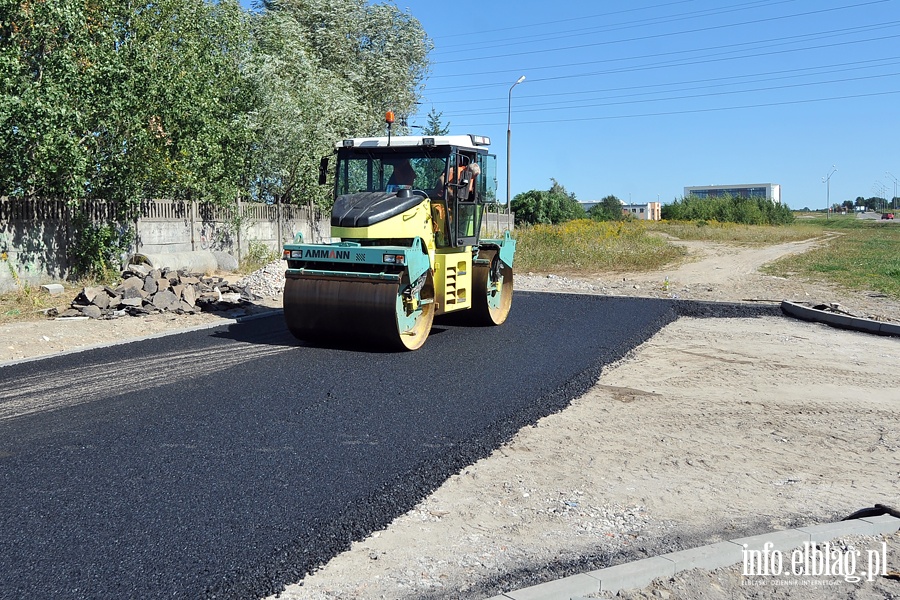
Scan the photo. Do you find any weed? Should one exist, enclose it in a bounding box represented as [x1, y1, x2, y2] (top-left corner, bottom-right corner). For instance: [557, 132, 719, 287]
[514, 219, 686, 274]
[240, 240, 279, 274]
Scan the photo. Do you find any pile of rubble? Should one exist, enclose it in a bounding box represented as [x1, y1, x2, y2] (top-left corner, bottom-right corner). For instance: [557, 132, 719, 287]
[234, 260, 285, 300]
[57, 264, 252, 319]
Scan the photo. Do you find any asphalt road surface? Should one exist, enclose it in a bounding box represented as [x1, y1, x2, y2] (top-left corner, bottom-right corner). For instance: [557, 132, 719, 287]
[0, 292, 772, 600]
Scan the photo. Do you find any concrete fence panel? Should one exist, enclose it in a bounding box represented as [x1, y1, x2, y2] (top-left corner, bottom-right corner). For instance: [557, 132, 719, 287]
[0, 197, 511, 292]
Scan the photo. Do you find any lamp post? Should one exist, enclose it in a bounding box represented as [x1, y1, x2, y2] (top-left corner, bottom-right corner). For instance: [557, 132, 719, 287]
[823, 166, 837, 219]
[507, 75, 525, 230]
[886, 172, 898, 210]
[877, 182, 889, 212]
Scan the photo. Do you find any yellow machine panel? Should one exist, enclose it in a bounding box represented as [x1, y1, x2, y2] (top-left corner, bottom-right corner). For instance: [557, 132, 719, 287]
[331, 200, 436, 255]
[433, 250, 472, 314]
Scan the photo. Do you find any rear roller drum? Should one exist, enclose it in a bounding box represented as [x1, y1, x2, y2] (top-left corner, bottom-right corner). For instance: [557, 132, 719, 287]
[470, 248, 513, 325]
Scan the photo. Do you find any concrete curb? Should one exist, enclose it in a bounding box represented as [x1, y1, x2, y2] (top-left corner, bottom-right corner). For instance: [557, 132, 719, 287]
[781, 300, 900, 337]
[486, 514, 900, 600]
[0, 309, 283, 369]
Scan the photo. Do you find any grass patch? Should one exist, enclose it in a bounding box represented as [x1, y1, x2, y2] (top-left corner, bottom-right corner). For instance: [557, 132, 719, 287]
[514, 219, 687, 273]
[646, 220, 818, 245]
[763, 223, 900, 298]
[0, 283, 77, 324]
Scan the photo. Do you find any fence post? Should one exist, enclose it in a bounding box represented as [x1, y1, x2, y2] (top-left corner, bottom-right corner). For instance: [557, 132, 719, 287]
[276, 196, 283, 252]
[190, 198, 196, 251]
[134, 202, 141, 255]
[64, 201, 72, 278]
[236, 198, 242, 263]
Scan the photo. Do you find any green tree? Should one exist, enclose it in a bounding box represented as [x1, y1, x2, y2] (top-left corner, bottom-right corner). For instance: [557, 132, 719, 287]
[511, 178, 584, 225]
[588, 195, 625, 221]
[249, 0, 431, 206]
[0, 0, 253, 207]
[1, 0, 255, 277]
[422, 107, 449, 135]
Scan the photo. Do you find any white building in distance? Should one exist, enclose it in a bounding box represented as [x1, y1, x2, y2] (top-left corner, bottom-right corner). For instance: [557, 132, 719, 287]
[684, 183, 781, 204]
[578, 200, 661, 220]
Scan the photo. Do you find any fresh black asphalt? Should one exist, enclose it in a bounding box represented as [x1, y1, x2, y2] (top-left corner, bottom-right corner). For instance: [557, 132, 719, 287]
[0, 292, 779, 600]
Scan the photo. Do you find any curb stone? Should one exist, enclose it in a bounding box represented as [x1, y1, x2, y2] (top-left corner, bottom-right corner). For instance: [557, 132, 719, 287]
[781, 300, 900, 337]
[489, 514, 900, 600]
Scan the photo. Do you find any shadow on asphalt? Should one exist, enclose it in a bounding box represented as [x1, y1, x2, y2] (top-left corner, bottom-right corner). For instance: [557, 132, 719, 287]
[210, 310, 455, 354]
[209, 296, 783, 354]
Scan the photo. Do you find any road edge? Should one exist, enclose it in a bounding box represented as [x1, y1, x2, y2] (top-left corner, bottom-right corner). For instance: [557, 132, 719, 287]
[486, 514, 900, 599]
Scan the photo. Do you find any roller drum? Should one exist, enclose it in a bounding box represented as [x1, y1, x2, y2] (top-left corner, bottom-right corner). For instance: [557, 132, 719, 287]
[283, 272, 434, 350]
[470, 249, 513, 325]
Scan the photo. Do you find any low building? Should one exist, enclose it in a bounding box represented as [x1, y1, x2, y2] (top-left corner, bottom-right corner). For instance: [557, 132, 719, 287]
[621, 202, 661, 220]
[684, 183, 781, 204]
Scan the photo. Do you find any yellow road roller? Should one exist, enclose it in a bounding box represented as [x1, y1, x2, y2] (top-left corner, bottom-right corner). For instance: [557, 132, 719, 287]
[282, 131, 516, 350]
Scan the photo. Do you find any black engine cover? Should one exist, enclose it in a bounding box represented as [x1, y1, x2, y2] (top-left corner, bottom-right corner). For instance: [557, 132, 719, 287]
[331, 191, 426, 228]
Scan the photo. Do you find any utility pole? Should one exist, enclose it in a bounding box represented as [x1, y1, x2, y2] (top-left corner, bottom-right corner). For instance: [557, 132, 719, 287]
[823, 166, 837, 220]
[886, 172, 899, 209]
[507, 75, 525, 231]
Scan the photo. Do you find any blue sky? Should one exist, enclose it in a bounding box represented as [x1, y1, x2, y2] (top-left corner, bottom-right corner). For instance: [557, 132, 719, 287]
[393, 0, 900, 209]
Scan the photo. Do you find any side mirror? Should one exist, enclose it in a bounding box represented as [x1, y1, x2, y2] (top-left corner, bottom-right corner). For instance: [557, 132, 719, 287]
[318, 157, 329, 185]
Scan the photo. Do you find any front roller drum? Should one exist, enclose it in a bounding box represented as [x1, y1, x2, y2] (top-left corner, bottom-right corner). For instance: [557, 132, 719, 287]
[470, 248, 513, 325]
[283, 272, 435, 351]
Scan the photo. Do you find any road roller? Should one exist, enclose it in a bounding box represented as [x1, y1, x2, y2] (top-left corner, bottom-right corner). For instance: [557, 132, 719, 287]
[281, 131, 516, 350]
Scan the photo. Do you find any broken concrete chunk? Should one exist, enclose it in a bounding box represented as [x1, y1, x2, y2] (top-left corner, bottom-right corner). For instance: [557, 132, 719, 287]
[151, 289, 179, 311]
[126, 263, 151, 277]
[143, 275, 158, 294]
[41, 283, 65, 296]
[92, 293, 110, 309]
[116, 277, 144, 293]
[81, 305, 102, 319]
[182, 285, 197, 307]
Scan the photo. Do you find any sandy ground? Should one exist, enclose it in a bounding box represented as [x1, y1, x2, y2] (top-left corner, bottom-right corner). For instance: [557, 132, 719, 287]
[280, 316, 900, 600]
[2, 237, 899, 599]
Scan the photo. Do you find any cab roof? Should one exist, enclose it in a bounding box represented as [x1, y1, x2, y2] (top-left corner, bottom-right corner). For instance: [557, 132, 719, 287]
[336, 134, 491, 152]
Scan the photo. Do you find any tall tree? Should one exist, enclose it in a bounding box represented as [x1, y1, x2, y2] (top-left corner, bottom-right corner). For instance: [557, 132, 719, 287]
[422, 107, 449, 135]
[249, 0, 431, 205]
[588, 195, 626, 221]
[0, 0, 254, 207]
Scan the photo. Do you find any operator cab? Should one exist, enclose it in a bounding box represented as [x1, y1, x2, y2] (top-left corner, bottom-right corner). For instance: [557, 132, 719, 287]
[327, 135, 498, 248]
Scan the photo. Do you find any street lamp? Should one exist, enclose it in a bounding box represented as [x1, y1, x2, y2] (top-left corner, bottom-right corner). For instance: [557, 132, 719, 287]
[822, 166, 837, 219]
[876, 181, 889, 213]
[507, 75, 526, 230]
[886, 172, 899, 209]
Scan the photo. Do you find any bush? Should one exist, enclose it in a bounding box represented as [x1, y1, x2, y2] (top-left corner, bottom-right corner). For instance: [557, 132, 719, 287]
[587, 195, 628, 221]
[511, 179, 585, 225]
[662, 194, 794, 225]
[69, 214, 134, 281]
[240, 240, 279, 273]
